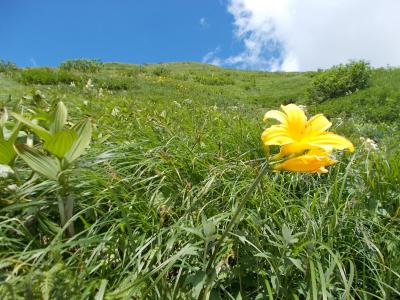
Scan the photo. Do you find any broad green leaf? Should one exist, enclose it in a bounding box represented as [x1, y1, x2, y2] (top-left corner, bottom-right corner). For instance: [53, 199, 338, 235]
[44, 130, 78, 158]
[0, 140, 16, 165]
[64, 119, 92, 164]
[15, 145, 60, 180]
[50, 101, 67, 134]
[11, 112, 52, 142]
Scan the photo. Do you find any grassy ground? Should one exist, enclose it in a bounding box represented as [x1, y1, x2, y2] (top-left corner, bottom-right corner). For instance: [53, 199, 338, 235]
[1, 63, 400, 299]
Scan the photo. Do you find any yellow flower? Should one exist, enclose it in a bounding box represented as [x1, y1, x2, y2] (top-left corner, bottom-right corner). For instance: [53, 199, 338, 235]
[274, 149, 337, 173]
[261, 104, 354, 158]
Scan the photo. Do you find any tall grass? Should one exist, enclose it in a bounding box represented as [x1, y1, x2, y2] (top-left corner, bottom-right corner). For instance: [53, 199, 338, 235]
[0, 63, 399, 299]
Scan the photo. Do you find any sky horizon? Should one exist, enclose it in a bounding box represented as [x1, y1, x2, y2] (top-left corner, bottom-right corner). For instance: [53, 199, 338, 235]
[2, 0, 400, 71]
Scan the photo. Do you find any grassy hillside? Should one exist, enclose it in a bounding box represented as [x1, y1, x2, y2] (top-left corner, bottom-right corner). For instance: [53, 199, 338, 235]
[1, 62, 400, 299]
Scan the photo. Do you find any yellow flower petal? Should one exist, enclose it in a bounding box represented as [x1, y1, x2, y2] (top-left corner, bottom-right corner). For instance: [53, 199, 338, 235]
[305, 114, 332, 134]
[280, 104, 307, 136]
[263, 110, 287, 124]
[307, 132, 355, 152]
[274, 151, 337, 173]
[261, 125, 294, 146]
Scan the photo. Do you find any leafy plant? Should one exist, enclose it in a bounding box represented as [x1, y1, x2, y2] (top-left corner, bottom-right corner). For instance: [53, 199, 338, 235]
[0, 59, 18, 73]
[152, 65, 171, 76]
[12, 102, 92, 236]
[16, 68, 83, 85]
[307, 60, 372, 103]
[60, 59, 103, 73]
[94, 76, 136, 90]
[194, 73, 235, 86]
[0, 107, 21, 168]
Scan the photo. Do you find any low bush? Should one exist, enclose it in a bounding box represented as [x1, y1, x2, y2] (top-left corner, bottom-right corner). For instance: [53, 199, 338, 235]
[0, 59, 18, 73]
[307, 60, 372, 103]
[16, 68, 83, 85]
[60, 59, 103, 73]
[194, 73, 235, 86]
[152, 65, 171, 76]
[94, 76, 136, 90]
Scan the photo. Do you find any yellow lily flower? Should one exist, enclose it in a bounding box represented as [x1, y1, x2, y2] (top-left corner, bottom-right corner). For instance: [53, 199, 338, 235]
[261, 104, 354, 158]
[274, 149, 337, 173]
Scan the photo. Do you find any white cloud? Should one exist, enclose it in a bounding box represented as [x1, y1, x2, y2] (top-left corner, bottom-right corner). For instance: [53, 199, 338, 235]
[199, 17, 210, 29]
[217, 0, 400, 71]
[202, 47, 222, 66]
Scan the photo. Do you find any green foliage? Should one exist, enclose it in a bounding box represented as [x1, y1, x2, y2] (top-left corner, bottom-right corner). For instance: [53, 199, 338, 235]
[1, 61, 400, 299]
[60, 58, 103, 73]
[16, 68, 83, 85]
[0, 60, 18, 73]
[94, 76, 136, 90]
[194, 73, 235, 86]
[0, 107, 20, 165]
[314, 68, 400, 122]
[307, 60, 372, 103]
[7, 101, 93, 237]
[152, 64, 171, 76]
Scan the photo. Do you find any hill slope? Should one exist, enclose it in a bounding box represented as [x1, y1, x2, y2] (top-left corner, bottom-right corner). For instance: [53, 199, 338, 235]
[0, 62, 399, 299]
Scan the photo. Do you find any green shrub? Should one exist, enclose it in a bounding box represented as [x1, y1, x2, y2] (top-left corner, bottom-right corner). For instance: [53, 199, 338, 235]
[152, 65, 171, 76]
[16, 68, 83, 85]
[60, 59, 103, 73]
[193, 73, 235, 86]
[307, 60, 372, 103]
[122, 67, 144, 78]
[0, 59, 18, 73]
[94, 77, 136, 90]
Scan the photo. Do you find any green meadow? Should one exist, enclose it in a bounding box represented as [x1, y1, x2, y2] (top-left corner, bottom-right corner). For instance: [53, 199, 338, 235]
[1, 61, 400, 299]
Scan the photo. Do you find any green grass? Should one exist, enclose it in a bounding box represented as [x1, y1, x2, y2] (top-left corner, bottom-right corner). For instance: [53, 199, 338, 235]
[0, 62, 400, 299]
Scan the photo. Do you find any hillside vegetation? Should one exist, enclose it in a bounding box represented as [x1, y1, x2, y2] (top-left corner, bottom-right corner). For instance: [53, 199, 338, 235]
[0, 61, 399, 299]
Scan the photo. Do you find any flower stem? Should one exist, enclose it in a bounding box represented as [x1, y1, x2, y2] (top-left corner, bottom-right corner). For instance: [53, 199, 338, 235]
[205, 162, 269, 272]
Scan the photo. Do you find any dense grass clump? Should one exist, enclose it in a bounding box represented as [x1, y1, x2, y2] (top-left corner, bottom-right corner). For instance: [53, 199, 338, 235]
[0, 62, 400, 299]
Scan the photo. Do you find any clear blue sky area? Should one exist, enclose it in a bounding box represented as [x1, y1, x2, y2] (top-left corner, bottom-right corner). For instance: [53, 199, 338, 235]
[1, 0, 240, 67]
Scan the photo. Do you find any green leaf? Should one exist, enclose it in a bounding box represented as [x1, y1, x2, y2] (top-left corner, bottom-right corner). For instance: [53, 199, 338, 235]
[0, 140, 16, 165]
[95, 279, 108, 300]
[0, 107, 8, 127]
[64, 119, 92, 164]
[15, 145, 60, 180]
[50, 101, 68, 134]
[8, 122, 22, 144]
[11, 112, 52, 142]
[44, 130, 78, 158]
[0, 107, 7, 139]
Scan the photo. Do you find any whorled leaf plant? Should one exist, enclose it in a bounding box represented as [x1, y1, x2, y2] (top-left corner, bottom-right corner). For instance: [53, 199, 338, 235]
[0, 107, 21, 176]
[12, 101, 92, 237]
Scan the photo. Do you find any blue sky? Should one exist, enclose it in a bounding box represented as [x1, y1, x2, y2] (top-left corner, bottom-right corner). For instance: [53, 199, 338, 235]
[0, 0, 241, 67]
[2, 1, 400, 71]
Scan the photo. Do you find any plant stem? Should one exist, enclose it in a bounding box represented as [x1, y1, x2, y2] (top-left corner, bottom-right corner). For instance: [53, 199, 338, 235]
[65, 194, 75, 237]
[57, 194, 66, 228]
[205, 162, 269, 272]
[58, 174, 75, 237]
[11, 166, 21, 185]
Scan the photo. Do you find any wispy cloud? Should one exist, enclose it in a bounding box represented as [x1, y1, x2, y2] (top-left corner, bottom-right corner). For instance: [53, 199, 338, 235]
[209, 0, 400, 71]
[199, 17, 210, 29]
[29, 58, 37, 67]
[202, 46, 222, 66]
